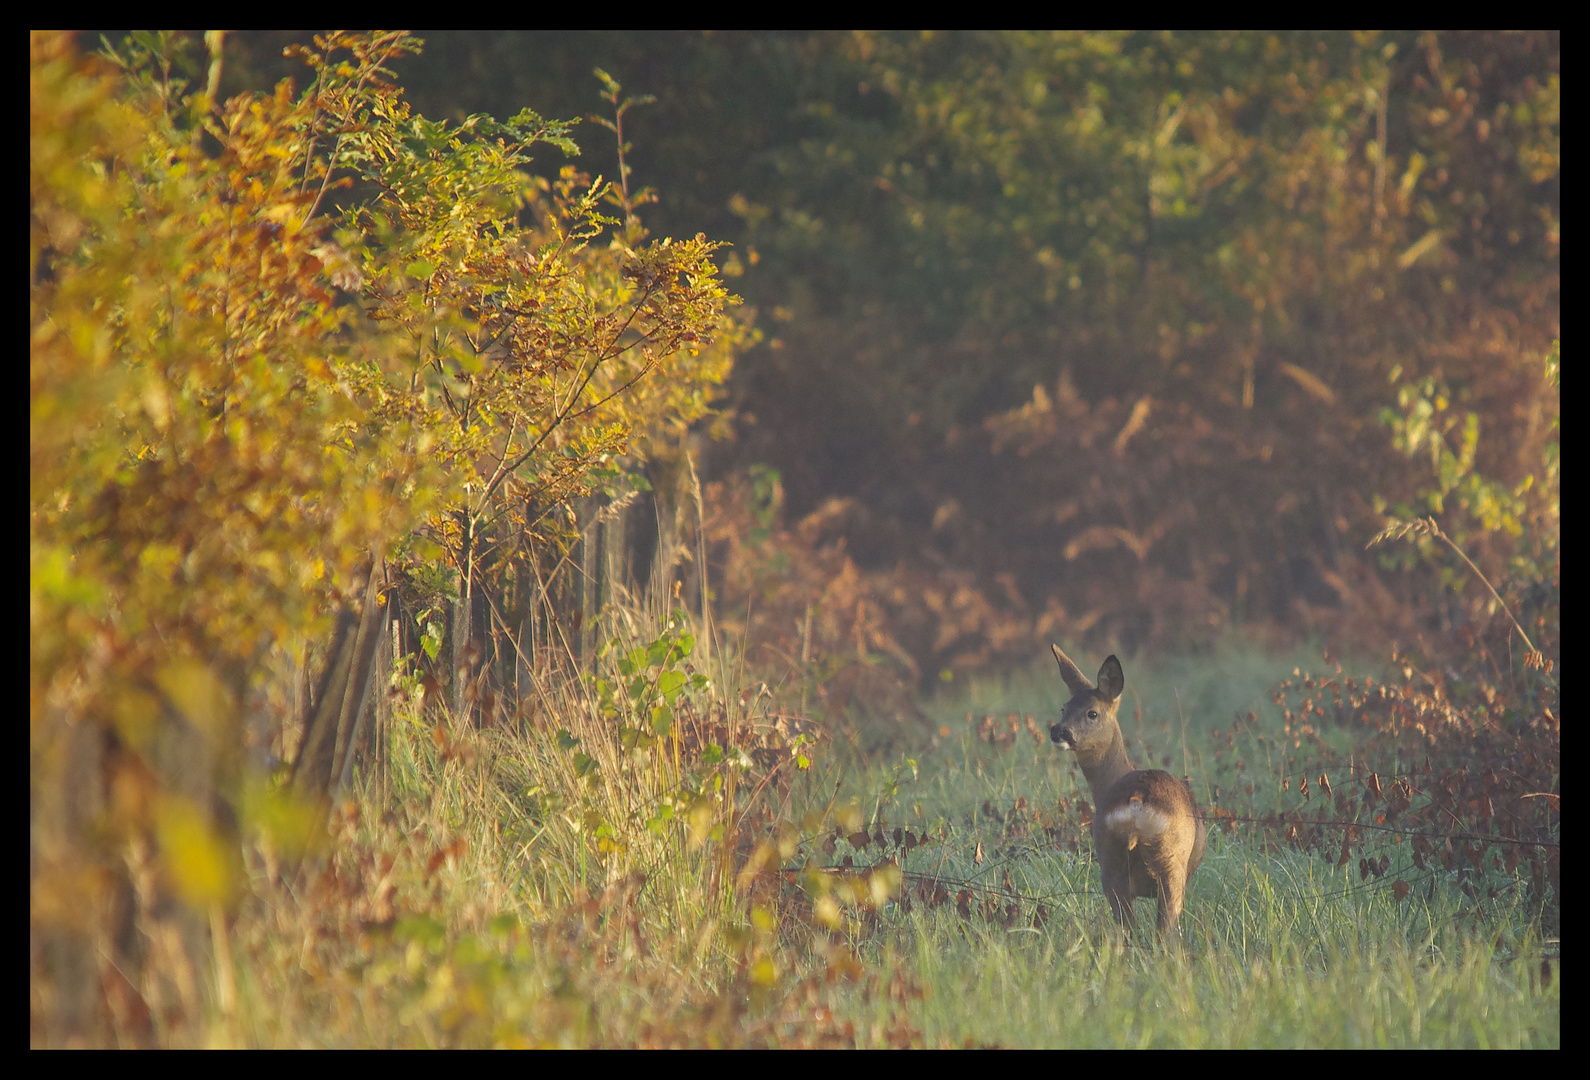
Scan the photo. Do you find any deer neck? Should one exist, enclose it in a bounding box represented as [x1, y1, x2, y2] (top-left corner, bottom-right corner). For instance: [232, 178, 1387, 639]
[1077, 724, 1134, 804]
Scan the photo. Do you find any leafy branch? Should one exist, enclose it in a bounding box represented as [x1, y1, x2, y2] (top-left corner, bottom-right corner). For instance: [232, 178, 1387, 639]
[590, 68, 656, 226]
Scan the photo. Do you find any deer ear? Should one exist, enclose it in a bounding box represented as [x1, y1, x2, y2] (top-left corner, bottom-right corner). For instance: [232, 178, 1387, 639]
[1096, 655, 1124, 700]
[1052, 644, 1092, 696]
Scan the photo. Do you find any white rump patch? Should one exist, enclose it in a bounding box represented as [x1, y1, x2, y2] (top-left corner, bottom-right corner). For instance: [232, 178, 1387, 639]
[1102, 800, 1171, 843]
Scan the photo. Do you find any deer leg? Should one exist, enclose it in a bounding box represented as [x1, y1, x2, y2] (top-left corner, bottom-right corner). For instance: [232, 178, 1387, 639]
[1154, 865, 1186, 941]
[1100, 852, 1138, 931]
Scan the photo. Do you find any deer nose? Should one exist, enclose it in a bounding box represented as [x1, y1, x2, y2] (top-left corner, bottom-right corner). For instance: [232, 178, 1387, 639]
[1050, 723, 1072, 749]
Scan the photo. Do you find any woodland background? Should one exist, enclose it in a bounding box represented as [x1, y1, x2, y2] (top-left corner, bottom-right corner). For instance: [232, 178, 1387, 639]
[32, 31, 1557, 1047]
[218, 30, 1561, 687]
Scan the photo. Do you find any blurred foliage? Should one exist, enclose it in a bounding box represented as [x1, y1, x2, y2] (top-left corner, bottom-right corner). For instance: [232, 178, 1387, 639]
[1372, 340, 1558, 598]
[221, 30, 1558, 682]
[33, 31, 434, 1044]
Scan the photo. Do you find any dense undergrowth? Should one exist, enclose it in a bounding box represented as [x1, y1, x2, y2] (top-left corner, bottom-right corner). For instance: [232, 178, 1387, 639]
[189, 596, 1557, 1048]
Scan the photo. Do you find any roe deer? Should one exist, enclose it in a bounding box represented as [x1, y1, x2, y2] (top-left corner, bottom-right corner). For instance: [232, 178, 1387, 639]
[1049, 645, 1206, 940]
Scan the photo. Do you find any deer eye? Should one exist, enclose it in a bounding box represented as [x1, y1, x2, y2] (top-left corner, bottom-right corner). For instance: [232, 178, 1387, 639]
[1087, 709, 1098, 719]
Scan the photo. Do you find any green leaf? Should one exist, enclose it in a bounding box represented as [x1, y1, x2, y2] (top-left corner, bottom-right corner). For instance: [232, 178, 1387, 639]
[658, 669, 687, 703]
[394, 914, 447, 950]
[421, 621, 443, 661]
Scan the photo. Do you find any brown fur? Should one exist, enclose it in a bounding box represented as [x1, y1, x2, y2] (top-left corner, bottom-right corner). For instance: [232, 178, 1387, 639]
[1049, 645, 1207, 940]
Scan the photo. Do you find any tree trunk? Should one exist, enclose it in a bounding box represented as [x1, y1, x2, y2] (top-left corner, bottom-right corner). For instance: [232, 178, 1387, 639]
[291, 559, 386, 801]
[451, 547, 474, 722]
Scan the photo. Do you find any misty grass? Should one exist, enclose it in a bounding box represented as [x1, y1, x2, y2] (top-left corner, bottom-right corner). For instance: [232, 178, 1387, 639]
[840, 826, 1556, 1047]
[852, 903, 1554, 1048]
[795, 647, 1557, 1048]
[806, 760, 1557, 1046]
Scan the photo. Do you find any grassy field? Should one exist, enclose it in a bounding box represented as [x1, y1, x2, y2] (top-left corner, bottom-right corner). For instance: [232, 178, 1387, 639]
[811, 656, 1557, 1048]
[216, 611, 1558, 1048]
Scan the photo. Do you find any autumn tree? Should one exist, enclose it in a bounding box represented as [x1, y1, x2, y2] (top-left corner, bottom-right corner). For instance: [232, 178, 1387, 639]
[328, 53, 746, 714]
[31, 30, 748, 1044]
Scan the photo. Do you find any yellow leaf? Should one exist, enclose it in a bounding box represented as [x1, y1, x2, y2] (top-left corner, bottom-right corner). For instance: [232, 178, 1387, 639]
[154, 659, 233, 742]
[156, 796, 234, 908]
